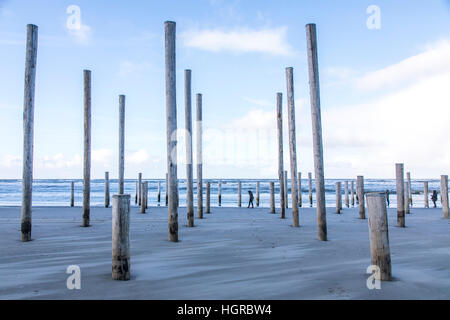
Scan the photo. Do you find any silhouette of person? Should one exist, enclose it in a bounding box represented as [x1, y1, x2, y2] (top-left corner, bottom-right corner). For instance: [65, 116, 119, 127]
[248, 190, 254, 208]
[386, 189, 390, 207]
[431, 190, 438, 208]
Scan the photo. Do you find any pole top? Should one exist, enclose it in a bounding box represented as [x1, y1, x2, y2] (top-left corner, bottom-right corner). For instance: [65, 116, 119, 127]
[113, 194, 131, 200]
[365, 192, 385, 198]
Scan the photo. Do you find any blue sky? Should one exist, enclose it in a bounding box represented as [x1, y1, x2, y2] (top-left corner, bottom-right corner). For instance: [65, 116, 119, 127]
[1, 0, 450, 179]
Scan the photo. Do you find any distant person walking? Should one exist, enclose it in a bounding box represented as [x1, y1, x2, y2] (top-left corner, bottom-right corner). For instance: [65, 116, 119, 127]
[385, 189, 390, 207]
[248, 190, 254, 208]
[431, 190, 438, 208]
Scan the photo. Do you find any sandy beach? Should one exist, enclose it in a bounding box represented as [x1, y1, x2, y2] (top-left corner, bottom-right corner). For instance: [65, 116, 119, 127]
[0, 204, 448, 300]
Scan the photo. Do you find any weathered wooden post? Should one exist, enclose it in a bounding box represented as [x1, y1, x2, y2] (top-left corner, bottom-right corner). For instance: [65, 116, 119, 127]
[138, 173, 142, 206]
[238, 181, 242, 207]
[206, 181, 211, 214]
[21, 24, 38, 242]
[165, 173, 168, 206]
[112, 194, 130, 281]
[404, 182, 410, 214]
[298, 172, 302, 207]
[395, 163, 405, 227]
[357, 176, 365, 219]
[165, 21, 178, 242]
[308, 172, 313, 207]
[196, 93, 203, 219]
[82, 69, 91, 228]
[344, 181, 349, 208]
[105, 172, 110, 208]
[351, 181, 355, 206]
[145, 182, 149, 209]
[218, 180, 222, 207]
[284, 171, 288, 209]
[424, 181, 429, 208]
[366, 193, 392, 281]
[306, 23, 327, 241]
[118, 95, 125, 194]
[270, 182, 275, 214]
[140, 182, 146, 214]
[157, 181, 161, 204]
[407, 172, 412, 206]
[70, 181, 75, 207]
[185, 69, 194, 227]
[276, 93, 285, 218]
[286, 67, 299, 227]
[336, 182, 341, 214]
[256, 182, 260, 207]
[441, 175, 449, 219]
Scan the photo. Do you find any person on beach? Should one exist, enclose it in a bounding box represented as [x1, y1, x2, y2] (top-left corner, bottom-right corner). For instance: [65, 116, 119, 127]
[248, 190, 254, 208]
[385, 190, 390, 207]
[431, 190, 438, 208]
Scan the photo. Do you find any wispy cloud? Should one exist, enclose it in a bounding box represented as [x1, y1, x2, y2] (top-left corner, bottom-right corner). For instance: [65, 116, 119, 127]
[181, 26, 295, 56]
[118, 60, 152, 77]
[243, 97, 274, 108]
[66, 24, 92, 45]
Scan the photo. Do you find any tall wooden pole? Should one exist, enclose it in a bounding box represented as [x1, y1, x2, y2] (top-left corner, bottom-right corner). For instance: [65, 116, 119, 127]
[276, 93, 285, 218]
[404, 182, 410, 214]
[441, 175, 449, 219]
[395, 163, 405, 227]
[298, 172, 302, 207]
[206, 181, 211, 214]
[21, 24, 38, 241]
[140, 182, 146, 214]
[336, 182, 341, 214]
[218, 180, 222, 207]
[286, 67, 299, 227]
[256, 182, 260, 207]
[112, 194, 130, 281]
[306, 23, 327, 241]
[118, 95, 125, 194]
[308, 172, 313, 207]
[407, 172, 412, 206]
[270, 182, 275, 214]
[82, 69, 91, 228]
[366, 193, 392, 281]
[351, 181, 355, 206]
[185, 69, 194, 227]
[357, 176, 365, 219]
[70, 181, 75, 207]
[344, 180, 349, 208]
[424, 181, 429, 208]
[284, 170, 288, 209]
[138, 173, 142, 206]
[165, 21, 178, 242]
[105, 172, 110, 208]
[196, 93, 203, 219]
[238, 181, 242, 207]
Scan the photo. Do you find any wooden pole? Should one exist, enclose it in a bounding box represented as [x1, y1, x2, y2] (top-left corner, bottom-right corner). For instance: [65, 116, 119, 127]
[112, 194, 130, 281]
[270, 182, 275, 214]
[276, 93, 285, 219]
[105, 172, 110, 208]
[238, 181, 242, 207]
[308, 172, 313, 207]
[366, 192, 392, 281]
[298, 172, 302, 207]
[286, 67, 299, 227]
[138, 173, 142, 206]
[185, 69, 194, 227]
[256, 182, 260, 207]
[357, 176, 365, 219]
[218, 180, 222, 207]
[404, 182, 410, 214]
[441, 175, 449, 219]
[118, 95, 125, 194]
[395, 163, 405, 227]
[196, 93, 203, 219]
[140, 182, 146, 214]
[336, 182, 341, 214]
[424, 181, 429, 208]
[206, 181, 211, 214]
[82, 69, 91, 228]
[157, 181, 161, 204]
[21, 24, 38, 241]
[145, 182, 149, 209]
[351, 181, 355, 206]
[284, 170, 288, 209]
[344, 180, 349, 208]
[70, 181, 74, 207]
[407, 172, 412, 206]
[165, 21, 178, 242]
[306, 23, 327, 241]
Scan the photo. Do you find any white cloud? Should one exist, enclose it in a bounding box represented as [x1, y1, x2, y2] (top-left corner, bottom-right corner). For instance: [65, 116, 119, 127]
[66, 22, 92, 45]
[243, 97, 274, 108]
[0, 154, 21, 168]
[127, 149, 149, 165]
[118, 60, 152, 77]
[181, 27, 295, 56]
